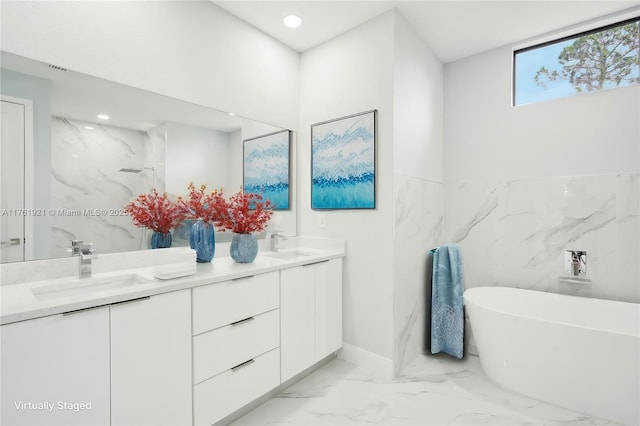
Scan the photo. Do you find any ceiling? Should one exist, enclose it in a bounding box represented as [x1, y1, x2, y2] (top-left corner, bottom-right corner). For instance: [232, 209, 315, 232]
[3, 2, 637, 132]
[213, 1, 640, 63]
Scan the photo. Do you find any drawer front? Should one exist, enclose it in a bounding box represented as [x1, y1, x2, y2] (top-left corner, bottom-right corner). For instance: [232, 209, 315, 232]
[193, 348, 280, 426]
[193, 309, 279, 384]
[192, 272, 279, 335]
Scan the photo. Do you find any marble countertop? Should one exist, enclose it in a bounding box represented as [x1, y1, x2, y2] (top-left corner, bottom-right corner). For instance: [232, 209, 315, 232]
[1, 243, 345, 326]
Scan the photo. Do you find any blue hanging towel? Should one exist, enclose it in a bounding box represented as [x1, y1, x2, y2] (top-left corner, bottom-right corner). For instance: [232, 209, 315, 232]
[430, 244, 465, 359]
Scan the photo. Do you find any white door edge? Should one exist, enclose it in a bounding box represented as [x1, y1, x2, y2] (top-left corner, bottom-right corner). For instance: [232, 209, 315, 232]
[1, 95, 34, 261]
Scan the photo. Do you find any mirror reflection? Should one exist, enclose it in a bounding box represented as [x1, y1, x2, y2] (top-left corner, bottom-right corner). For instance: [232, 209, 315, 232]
[0, 51, 292, 263]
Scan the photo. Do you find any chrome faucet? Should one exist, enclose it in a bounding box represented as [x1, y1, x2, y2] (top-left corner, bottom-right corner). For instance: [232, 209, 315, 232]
[79, 243, 96, 278]
[568, 250, 587, 277]
[69, 239, 83, 256]
[270, 232, 287, 252]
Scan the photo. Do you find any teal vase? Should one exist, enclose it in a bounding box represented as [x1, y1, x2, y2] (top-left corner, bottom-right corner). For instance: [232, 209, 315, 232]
[190, 220, 215, 263]
[151, 231, 172, 249]
[230, 233, 258, 263]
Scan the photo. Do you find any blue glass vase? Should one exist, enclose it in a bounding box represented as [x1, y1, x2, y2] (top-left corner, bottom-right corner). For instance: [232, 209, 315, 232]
[190, 220, 215, 263]
[151, 231, 172, 249]
[230, 233, 258, 263]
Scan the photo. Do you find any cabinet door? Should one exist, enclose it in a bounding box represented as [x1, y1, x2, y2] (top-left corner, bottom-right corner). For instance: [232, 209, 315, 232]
[1, 306, 110, 426]
[110, 290, 192, 426]
[315, 258, 343, 360]
[280, 266, 315, 382]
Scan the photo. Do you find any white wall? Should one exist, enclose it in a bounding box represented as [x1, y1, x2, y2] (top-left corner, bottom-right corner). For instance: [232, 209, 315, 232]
[444, 46, 639, 182]
[299, 11, 396, 364]
[228, 129, 244, 193]
[297, 10, 446, 375]
[443, 42, 640, 322]
[0, 1, 300, 130]
[165, 123, 230, 196]
[391, 13, 444, 375]
[392, 19, 443, 183]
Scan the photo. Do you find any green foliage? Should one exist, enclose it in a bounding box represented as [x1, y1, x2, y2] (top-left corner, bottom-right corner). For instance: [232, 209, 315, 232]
[535, 21, 639, 92]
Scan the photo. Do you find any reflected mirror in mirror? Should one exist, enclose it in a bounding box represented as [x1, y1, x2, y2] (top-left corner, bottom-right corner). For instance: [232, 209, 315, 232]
[0, 51, 295, 263]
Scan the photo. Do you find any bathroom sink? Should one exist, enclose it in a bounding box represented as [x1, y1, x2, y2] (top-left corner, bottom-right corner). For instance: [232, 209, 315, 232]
[261, 250, 313, 260]
[31, 273, 151, 301]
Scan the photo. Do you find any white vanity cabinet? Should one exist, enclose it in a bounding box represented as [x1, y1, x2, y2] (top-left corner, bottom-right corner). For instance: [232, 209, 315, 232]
[192, 272, 281, 426]
[280, 258, 343, 382]
[110, 289, 192, 426]
[0, 242, 345, 426]
[280, 265, 315, 381]
[314, 258, 343, 360]
[0, 306, 111, 426]
[0, 289, 191, 426]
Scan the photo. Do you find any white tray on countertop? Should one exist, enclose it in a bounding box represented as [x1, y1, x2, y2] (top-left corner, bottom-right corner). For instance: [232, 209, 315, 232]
[153, 263, 197, 280]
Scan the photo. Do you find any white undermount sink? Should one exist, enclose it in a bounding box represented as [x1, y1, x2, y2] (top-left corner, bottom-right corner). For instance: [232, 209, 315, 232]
[31, 273, 151, 301]
[261, 250, 313, 260]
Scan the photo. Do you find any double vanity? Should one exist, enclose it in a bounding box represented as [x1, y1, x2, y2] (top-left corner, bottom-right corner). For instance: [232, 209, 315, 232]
[1, 237, 345, 426]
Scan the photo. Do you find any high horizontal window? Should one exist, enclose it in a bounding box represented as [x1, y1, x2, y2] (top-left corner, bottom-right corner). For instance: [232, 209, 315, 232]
[514, 17, 639, 106]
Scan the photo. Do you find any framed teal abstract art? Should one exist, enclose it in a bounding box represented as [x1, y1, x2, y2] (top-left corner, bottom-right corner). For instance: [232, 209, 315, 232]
[243, 130, 291, 210]
[311, 110, 376, 210]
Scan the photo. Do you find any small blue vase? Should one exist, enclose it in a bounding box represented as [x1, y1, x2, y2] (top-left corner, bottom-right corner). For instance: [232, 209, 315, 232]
[151, 231, 172, 249]
[230, 233, 258, 263]
[190, 220, 215, 263]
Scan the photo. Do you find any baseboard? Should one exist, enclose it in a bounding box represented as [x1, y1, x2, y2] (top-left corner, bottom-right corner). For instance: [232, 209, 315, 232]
[337, 342, 394, 380]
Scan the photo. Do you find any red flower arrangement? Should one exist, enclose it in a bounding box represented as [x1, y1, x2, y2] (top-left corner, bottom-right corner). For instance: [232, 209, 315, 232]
[124, 190, 186, 234]
[215, 190, 274, 234]
[178, 182, 226, 223]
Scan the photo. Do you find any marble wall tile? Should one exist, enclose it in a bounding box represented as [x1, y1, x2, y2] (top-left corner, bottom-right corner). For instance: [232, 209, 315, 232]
[443, 175, 636, 301]
[145, 123, 167, 193]
[444, 181, 502, 289]
[441, 174, 638, 355]
[614, 174, 640, 302]
[50, 117, 160, 258]
[393, 174, 444, 375]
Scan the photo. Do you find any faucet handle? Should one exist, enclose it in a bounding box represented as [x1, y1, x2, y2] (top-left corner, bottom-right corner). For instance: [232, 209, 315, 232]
[68, 239, 84, 256]
[80, 243, 97, 258]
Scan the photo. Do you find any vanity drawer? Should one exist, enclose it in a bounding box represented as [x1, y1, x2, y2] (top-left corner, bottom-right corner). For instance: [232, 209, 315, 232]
[193, 347, 280, 426]
[193, 309, 279, 384]
[192, 271, 279, 335]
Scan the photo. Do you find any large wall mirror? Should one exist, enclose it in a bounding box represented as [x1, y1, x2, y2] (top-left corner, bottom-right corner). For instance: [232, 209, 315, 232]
[0, 51, 296, 264]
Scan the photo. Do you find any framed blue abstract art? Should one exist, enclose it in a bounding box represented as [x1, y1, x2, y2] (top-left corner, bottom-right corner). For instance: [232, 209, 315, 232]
[311, 110, 376, 210]
[243, 130, 291, 210]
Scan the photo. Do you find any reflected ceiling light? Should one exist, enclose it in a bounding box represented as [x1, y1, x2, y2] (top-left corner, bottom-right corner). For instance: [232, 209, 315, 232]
[97, 114, 110, 120]
[283, 15, 302, 28]
[228, 112, 235, 116]
[84, 126, 94, 130]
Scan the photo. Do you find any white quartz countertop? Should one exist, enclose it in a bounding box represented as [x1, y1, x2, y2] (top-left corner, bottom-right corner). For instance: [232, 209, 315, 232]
[1, 243, 345, 325]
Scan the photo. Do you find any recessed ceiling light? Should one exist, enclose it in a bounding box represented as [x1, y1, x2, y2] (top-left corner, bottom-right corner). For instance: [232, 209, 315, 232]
[97, 114, 110, 120]
[84, 126, 94, 130]
[283, 15, 302, 28]
[72, 154, 80, 158]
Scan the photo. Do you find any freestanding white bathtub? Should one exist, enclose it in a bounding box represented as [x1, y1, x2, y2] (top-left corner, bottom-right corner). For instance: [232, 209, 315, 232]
[464, 286, 639, 426]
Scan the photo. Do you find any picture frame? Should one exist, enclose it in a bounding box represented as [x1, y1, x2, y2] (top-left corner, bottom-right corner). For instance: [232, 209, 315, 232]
[311, 110, 376, 210]
[243, 130, 291, 210]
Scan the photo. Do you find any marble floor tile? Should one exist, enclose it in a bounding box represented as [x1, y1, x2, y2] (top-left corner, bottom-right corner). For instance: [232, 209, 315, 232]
[232, 355, 615, 426]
